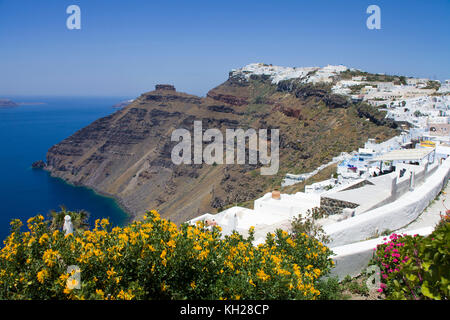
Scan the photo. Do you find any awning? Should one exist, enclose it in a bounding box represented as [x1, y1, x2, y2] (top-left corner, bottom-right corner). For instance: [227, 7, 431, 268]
[370, 148, 435, 162]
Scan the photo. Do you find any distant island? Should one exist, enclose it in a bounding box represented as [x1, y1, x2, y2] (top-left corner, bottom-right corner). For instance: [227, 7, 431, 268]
[0, 99, 18, 108]
[0, 98, 46, 108]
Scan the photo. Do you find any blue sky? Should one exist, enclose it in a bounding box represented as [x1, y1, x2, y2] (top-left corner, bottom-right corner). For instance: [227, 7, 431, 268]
[0, 0, 449, 97]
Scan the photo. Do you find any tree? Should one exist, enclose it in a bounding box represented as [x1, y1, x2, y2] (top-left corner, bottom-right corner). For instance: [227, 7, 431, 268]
[48, 206, 90, 233]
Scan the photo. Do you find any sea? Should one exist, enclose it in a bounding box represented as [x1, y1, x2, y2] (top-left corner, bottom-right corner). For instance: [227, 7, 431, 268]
[0, 97, 132, 242]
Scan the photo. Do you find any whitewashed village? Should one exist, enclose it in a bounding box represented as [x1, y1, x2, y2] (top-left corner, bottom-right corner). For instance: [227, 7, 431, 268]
[188, 63, 450, 280]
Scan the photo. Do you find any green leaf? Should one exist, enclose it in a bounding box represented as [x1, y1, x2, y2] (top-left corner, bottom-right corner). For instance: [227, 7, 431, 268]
[406, 274, 418, 282]
[421, 282, 441, 300]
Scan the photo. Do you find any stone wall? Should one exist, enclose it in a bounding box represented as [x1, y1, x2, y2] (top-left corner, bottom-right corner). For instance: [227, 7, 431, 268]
[320, 197, 359, 215]
[340, 179, 374, 191]
[155, 84, 176, 91]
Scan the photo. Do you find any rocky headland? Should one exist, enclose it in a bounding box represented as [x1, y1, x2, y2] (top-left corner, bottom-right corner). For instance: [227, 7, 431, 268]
[44, 65, 398, 223]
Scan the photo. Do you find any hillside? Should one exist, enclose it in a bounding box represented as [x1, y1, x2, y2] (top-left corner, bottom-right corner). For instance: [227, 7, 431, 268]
[44, 65, 398, 223]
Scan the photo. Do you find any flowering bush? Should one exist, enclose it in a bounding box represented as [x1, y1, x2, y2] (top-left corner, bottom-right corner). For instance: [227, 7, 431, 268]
[370, 221, 449, 300]
[0, 210, 334, 300]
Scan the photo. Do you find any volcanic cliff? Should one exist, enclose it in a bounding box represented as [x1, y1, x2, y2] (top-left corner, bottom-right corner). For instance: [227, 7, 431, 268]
[45, 66, 398, 223]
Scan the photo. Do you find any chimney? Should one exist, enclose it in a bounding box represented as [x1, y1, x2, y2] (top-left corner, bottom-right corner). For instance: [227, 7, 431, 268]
[271, 190, 281, 200]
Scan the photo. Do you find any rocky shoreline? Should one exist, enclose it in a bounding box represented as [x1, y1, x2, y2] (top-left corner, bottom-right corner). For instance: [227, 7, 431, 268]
[36, 160, 136, 222]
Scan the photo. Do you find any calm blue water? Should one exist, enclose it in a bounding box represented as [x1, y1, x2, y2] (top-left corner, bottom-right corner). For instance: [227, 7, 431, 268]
[0, 97, 131, 242]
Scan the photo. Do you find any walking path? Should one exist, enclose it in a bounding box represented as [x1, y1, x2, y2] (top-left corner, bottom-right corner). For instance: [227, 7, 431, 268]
[398, 179, 449, 232]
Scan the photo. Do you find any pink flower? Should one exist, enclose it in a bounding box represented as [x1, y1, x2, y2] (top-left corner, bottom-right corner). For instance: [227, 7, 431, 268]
[377, 288, 383, 293]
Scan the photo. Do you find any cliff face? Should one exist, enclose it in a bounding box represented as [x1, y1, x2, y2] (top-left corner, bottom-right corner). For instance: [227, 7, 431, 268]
[46, 73, 398, 223]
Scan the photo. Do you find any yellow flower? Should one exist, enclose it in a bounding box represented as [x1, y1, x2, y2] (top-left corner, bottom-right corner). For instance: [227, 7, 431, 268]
[117, 289, 134, 300]
[42, 249, 60, 267]
[286, 237, 296, 247]
[59, 273, 70, 283]
[67, 278, 79, 289]
[313, 268, 321, 277]
[198, 249, 209, 260]
[118, 234, 129, 243]
[224, 260, 234, 270]
[167, 240, 176, 248]
[256, 269, 270, 282]
[27, 237, 35, 247]
[190, 281, 196, 289]
[107, 268, 116, 279]
[37, 269, 48, 284]
[38, 233, 49, 245]
[160, 249, 167, 259]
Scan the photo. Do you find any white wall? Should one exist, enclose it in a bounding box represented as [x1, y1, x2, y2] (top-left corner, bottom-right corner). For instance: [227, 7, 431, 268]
[329, 227, 434, 280]
[324, 158, 450, 247]
[254, 192, 319, 216]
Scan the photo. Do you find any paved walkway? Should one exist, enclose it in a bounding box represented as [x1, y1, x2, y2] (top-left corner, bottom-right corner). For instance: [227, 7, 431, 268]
[398, 180, 449, 232]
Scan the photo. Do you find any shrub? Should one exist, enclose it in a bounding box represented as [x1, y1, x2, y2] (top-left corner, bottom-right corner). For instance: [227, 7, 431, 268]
[291, 208, 330, 244]
[316, 276, 348, 300]
[0, 210, 334, 300]
[341, 276, 369, 296]
[369, 221, 449, 300]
